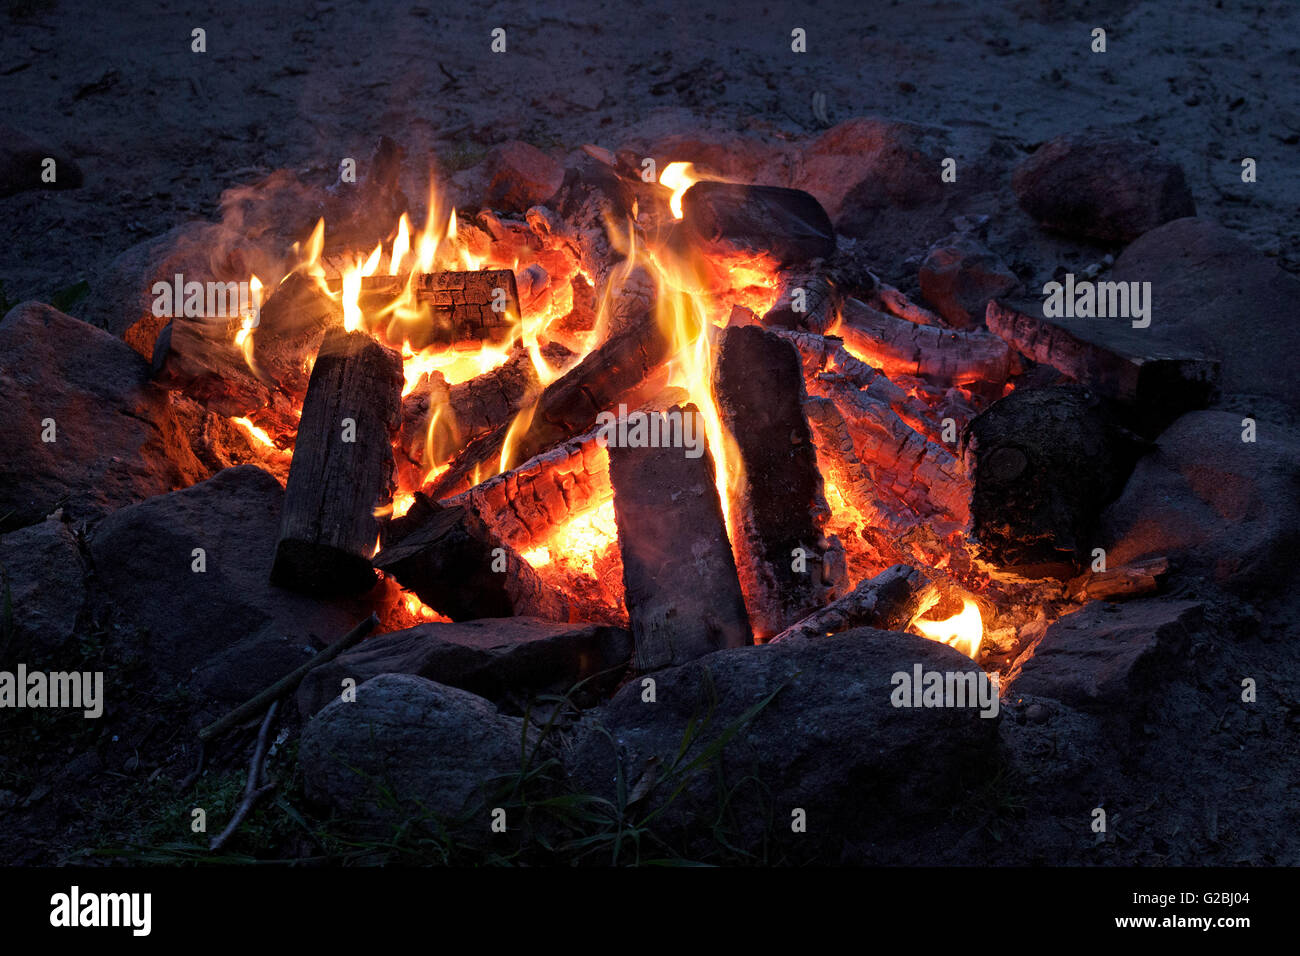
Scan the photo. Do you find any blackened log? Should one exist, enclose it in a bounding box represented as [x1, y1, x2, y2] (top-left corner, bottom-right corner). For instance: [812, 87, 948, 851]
[374, 494, 570, 622]
[713, 325, 845, 638]
[762, 271, 838, 334]
[681, 182, 834, 266]
[963, 384, 1146, 577]
[839, 297, 1015, 385]
[609, 405, 752, 669]
[769, 565, 930, 643]
[985, 298, 1220, 435]
[271, 329, 403, 595]
[151, 317, 271, 418]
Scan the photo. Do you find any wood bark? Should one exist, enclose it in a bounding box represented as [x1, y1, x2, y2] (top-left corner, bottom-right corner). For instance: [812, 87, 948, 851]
[270, 328, 403, 595]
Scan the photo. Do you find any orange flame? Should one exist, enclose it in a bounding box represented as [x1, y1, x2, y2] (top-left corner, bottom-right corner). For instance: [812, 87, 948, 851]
[658, 162, 698, 219]
[910, 595, 984, 659]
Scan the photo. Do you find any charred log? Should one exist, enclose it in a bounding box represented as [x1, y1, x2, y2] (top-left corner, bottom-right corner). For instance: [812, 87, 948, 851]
[769, 565, 930, 643]
[609, 405, 752, 670]
[681, 182, 835, 267]
[271, 329, 403, 595]
[713, 325, 846, 638]
[985, 298, 1220, 436]
[839, 297, 1015, 385]
[374, 494, 570, 622]
[762, 271, 839, 334]
[963, 384, 1146, 577]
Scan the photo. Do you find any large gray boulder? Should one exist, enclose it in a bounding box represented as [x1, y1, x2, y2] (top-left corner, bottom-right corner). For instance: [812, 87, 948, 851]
[1012, 132, 1195, 242]
[297, 617, 632, 718]
[300, 674, 530, 832]
[566, 629, 1000, 863]
[0, 514, 86, 658]
[88, 466, 369, 703]
[1109, 218, 1300, 411]
[1100, 411, 1300, 596]
[0, 303, 211, 531]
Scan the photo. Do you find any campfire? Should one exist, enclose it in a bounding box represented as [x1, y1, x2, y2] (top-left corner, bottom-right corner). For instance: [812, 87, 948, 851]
[142, 139, 1084, 679]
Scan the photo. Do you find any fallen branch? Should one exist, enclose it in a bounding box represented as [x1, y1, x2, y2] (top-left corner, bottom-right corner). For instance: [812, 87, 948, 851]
[769, 565, 930, 643]
[198, 614, 378, 744]
[209, 700, 279, 851]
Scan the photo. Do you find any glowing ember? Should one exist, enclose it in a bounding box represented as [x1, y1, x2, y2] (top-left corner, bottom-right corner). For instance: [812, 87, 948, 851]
[521, 500, 618, 578]
[231, 415, 277, 449]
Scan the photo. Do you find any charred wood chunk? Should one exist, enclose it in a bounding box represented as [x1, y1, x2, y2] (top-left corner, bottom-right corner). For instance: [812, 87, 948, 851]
[762, 271, 839, 334]
[271, 329, 403, 595]
[446, 429, 612, 551]
[839, 297, 1014, 386]
[713, 325, 844, 638]
[416, 269, 521, 348]
[609, 405, 752, 670]
[252, 271, 340, 397]
[985, 298, 1220, 436]
[682, 182, 835, 266]
[374, 494, 570, 623]
[770, 565, 930, 643]
[151, 317, 271, 417]
[1066, 556, 1168, 602]
[963, 384, 1145, 577]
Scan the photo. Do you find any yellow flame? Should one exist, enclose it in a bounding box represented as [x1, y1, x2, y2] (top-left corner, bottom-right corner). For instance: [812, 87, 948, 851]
[389, 214, 411, 276]
[911, 597, 984, 659]
[231, 415, 275, 449]
[659, 162, 698, 219]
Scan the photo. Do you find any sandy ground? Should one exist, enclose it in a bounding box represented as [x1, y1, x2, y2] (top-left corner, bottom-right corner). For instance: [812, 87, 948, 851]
[2, 0, 1297, 305]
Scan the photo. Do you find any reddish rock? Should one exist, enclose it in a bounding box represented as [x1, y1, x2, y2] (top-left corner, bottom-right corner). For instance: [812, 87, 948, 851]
[1012, 132, 1195, 242]
[0, 303, 212, 530]
[482, 141, 564, 212]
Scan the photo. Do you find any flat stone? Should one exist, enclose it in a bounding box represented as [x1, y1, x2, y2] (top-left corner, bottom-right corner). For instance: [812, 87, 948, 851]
[1010, 599, 1205, 710]
[296, 617, 632, 718]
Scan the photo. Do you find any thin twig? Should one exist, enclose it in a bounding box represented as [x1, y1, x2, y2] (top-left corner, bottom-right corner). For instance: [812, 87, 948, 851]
[176, 741, 207, 793]
[209, 701, 279, 851]
[198, 613, 378, 744]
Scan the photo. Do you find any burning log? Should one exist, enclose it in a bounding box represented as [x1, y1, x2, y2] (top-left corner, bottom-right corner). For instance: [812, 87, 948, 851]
[430, 313, 670, 498]
[713, 325, 846, 638]
[963, 384, 1145, 576]
[681, 182, 835, 266]
[762, 271, 839, 334]
[769, 565, 930, 643]
[398, 342, 575, 464]
[270, 329, 403, 595]
[985, 298, 1220, 435]
[334, 269, 522, 350]
[374, 494, 570, 622]
[445, 429, 611, 551]
[838, 298, 1015, 386]
[1066, 556, 1168, 602]
[608, 405, 752, 670]
[151, 316, 273, 418]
